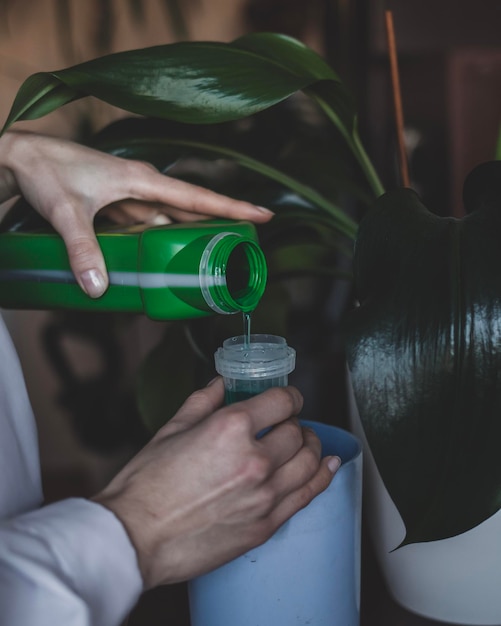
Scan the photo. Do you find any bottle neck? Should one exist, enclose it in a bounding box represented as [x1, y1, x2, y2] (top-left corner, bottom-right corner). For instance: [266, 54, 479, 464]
[199, 232, 267, 314]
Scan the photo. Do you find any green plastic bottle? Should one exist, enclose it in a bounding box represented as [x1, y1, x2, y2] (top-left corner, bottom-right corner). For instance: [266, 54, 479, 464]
[0, 220, 267, 320]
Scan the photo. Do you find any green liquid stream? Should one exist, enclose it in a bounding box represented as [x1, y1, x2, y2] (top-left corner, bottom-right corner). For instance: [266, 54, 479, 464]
[243, 311, 251, 350]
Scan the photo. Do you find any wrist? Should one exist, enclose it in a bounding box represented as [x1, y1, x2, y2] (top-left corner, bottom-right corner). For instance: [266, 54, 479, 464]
[0, 131, 20, 203]
[0, 130, 40, 203]
[92, 490, 152, 588]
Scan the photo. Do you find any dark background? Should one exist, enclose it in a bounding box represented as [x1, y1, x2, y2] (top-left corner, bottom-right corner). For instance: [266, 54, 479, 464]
[1, 1, 499, 624]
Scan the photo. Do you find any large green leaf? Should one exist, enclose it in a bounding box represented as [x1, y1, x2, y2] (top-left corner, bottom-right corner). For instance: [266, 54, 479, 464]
[345, 162, 501, 544]
[1, 34, 347, 130]
[1, 32, 383, 197]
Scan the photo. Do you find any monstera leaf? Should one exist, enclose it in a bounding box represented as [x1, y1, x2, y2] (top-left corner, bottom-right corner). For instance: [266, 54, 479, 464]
[345, 161, 501, 545]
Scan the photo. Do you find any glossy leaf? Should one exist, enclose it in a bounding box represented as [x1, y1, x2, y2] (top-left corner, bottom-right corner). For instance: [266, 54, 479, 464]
[1, 32, 383, 196]
[1, 34, 345, 129]
[345, 163, 501, 544]
[4, 73, 80, 125]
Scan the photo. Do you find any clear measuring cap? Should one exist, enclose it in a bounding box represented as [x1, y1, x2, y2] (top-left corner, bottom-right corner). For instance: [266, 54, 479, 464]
[215, 334, 296, 379]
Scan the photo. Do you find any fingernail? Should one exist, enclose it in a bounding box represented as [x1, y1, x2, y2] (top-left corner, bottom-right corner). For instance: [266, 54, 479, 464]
[80, 269, 107, 298]
[151, 214, 170, 226]
[255, 206, 274, 215]
[206, 376, 220, 386]
[327, 455, 342, 473]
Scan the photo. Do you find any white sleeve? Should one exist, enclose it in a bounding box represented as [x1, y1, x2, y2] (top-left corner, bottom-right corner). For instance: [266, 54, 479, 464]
[0, 497, 143, 626]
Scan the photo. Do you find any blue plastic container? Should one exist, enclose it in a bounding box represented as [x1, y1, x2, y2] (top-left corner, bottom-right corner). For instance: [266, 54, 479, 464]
[188, 421, 363, 626]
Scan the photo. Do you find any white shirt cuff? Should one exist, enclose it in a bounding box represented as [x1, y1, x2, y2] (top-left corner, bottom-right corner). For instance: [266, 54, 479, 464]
[0, 497, 143, 626]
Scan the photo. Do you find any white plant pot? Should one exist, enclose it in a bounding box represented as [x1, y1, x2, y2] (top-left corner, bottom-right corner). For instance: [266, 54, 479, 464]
[347, 373, 501, 625]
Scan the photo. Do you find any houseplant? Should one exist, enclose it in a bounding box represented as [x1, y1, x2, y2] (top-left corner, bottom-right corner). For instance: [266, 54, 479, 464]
[1, 32, 378, 426]
[2, 32, 501, 623]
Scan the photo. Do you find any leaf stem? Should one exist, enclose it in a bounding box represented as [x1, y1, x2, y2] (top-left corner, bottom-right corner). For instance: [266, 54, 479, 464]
[351, 128, 385, 198]
[103, 137, 359, 240]
[310, 95, 385, 199]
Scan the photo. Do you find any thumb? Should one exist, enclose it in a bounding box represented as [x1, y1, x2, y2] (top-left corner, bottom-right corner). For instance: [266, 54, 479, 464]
[58, 220, 109, 298]
[161, 377, 226, 435]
